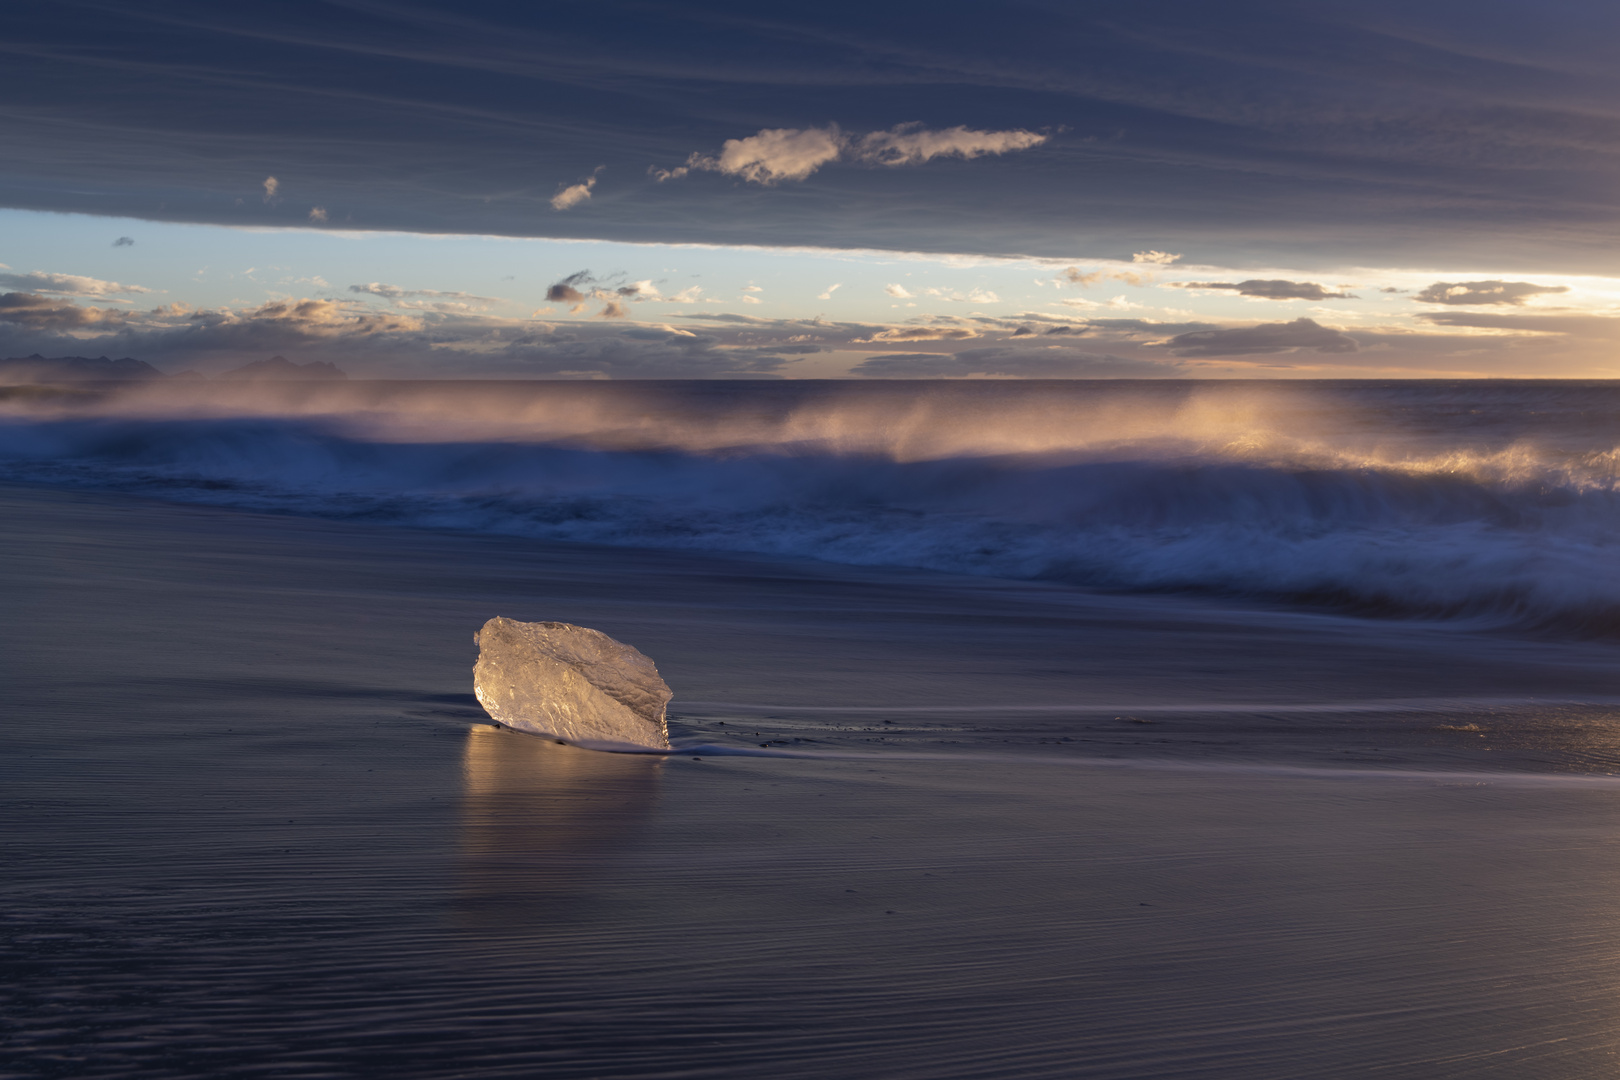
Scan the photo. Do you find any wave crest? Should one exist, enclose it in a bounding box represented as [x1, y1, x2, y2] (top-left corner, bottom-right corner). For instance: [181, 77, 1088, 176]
[5, 379, 1620, 633]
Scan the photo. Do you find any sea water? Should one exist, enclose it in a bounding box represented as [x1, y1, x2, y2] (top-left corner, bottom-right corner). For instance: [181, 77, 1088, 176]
[4, 378, 1620, 632]
[8, 381, 1620, 1078]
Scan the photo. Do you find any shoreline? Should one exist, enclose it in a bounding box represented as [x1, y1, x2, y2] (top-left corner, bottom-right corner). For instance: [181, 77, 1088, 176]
[9, 481, 1620, 1077]
[8, 479, 1620, 775]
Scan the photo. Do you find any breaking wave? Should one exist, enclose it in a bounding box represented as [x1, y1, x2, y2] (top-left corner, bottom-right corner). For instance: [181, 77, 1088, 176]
[5, 378, 1620, 633]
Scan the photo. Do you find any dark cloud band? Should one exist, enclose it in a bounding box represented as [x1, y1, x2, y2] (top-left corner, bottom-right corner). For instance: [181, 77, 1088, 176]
[1172, 280, 1355, 301]
[5, 2, 1620, 268]
[1414, 281, 1570, 306]
[1166, 318, 1358, 358]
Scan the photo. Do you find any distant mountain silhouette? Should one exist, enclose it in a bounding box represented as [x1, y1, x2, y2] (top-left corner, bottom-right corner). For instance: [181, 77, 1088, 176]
[0, 354, 166, 382]
[217, 355, 348, 380]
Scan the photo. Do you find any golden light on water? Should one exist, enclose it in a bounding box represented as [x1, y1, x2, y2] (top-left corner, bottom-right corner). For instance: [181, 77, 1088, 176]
[456, 724, 664, 926]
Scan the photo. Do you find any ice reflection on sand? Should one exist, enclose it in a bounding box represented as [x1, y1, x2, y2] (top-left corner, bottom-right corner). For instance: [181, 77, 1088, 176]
[457, 724, 663, 926]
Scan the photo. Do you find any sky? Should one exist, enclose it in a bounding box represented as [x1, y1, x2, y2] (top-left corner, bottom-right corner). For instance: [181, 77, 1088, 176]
[5, 0, 1620, 379]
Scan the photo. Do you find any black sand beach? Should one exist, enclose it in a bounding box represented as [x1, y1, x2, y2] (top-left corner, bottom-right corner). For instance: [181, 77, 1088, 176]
[8, 0, 1620, 1070]
[8, 482, 1620, 1078]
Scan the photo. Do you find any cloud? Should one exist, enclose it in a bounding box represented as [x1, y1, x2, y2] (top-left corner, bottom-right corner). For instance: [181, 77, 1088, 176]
[860, 326, 979, 342]
[674, 311, 773, 325]
[542, 269, 666, 308]
[1414, 280, 1570, 306]
[262, 176, 278, 204]
[0, 271, 151, 297]
[551, 168, 603, 211]
[923, 287, 1000, 303]
[852, 124, 1046, 167]
[742, 284, 762, 293]
[1415, 312, 1620, 337]
[852, 346, 1179, 378]
[1133, 251, 1182, 265]
[348, 283, 501, 303]
[667, 285, 703, 303]
[818, 283, 842, 300]
[885, 284, 913, 298]
[349, 281, 409, 297]
[26, 5, 1620, 272]
[658, 123, 1045, 185]
[1165, 317, 1358, 357]
[546, 270, 596, 303]
[1080, 318, 1217, 337]
[394, 299, 483, 313]
[1172, 279, 1356, 300]
[0, 295, 804, 378]
[1058, 294, 1148, 312]
[1059, 267, 1153, 288]
[308, 206, 327, 223]
[741, 294, 761, 304]
[0, 299, 1017, 379]
[669, 126, 845, 185]
[112, 237, 134, 248]
[0, 292, 126, 329]
[208, 298, 422, 337]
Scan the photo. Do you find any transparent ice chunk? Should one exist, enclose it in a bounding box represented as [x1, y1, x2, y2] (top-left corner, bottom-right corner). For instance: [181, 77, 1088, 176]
[473, 617, 672, 751]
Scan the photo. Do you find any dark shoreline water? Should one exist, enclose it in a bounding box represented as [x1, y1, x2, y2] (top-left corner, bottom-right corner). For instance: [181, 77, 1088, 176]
[8, 483, 1620, 1078]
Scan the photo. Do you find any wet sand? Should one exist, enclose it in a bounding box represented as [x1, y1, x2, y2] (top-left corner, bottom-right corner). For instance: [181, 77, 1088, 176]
[7, 482, 1620, 1078]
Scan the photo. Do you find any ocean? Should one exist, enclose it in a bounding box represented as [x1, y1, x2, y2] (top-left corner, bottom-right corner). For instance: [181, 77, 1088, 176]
[6, 379, 1620, 1078]
[8, 379, 1620, 631]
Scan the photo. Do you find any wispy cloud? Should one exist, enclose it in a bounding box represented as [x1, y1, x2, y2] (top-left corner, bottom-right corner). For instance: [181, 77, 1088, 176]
[1172, 279, 1356, 301]
[0, 271, 151, 297]
[262, 176, 279, 204]
[859, 326, 980, 342]
[655, 123, 1046, 185]
[818, 283, 842, 300]
[885, 284, 913, 298]
[348, 283, 503, 304]
[1058, 267, 1153, 288]
[658, 127, 844, 184]
[854, 124, 1047, 167]
[308, 206, 327, 223]
[923, 286, 1000, 303]
[551, 167, 604, 211]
